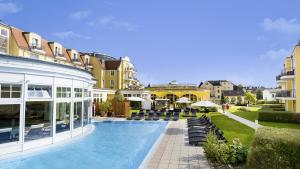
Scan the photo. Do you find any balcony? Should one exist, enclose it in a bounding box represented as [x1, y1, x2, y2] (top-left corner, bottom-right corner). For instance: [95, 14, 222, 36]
[85, 63, 93, 69]
[30, 45, 44, 52]
[55, 53, 66, 61]
[125, 67, 137, 72]
[72, 58, 81, 65]
[276, 70, 295, 81]
[275, 89, 296, 100]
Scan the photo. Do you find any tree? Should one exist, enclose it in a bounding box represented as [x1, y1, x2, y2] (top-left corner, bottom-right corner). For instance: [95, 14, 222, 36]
[245, 92, 256, 104]
[256, 89, 263, 100]
[230, 97, 236, 104]
[97, 101, 112, 116]
[114, 90, 125, 101]
[237, 84, 244, 92]
[224, 96, 229, 104]
[237, 96, 242, 105]
[221, 93, 225, 104]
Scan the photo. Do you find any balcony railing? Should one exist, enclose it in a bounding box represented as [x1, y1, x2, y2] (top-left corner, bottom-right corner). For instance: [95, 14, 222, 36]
[31, 45, 43, 51]
[276, 69, 295, 81]
[276, 89, 296, 98]
[55, 53, 65, 58]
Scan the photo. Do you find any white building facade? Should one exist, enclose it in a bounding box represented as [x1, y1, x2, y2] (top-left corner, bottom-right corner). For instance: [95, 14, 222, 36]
[263, 89, 278, 101]
[0, 55, 95, 155]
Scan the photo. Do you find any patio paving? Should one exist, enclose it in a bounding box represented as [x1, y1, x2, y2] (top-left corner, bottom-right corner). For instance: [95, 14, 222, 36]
[144, 120, 212, 169]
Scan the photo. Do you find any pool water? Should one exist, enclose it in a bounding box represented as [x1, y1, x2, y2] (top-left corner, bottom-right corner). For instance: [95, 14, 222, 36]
[0, 121, 167, 169]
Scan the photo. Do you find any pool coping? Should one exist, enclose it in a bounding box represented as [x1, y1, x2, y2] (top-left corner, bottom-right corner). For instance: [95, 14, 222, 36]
[0, 125, 95, 161]
[138, 120, 171, 169]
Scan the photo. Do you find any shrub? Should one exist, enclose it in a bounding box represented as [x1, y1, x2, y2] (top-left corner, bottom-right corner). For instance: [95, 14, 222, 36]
[208, 107, 218, 112]
[272, 108, 286, 111]
[258, 111, 300, 124]
[237, 107, 250, 112]
[204, 133, 248, 165]
[247, 127, 300, 169]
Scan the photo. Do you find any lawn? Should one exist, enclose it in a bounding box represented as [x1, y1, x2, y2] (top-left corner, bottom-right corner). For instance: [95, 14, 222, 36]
[229, 105, 300, 130]
[207, 112, 255, 147]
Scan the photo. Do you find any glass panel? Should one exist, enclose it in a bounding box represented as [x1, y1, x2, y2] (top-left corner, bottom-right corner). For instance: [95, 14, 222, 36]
[28, 85, 52, 99]
[25, 102, 52, 141]
[56, 102, 70, 133]
[74, 88, 82, 98]
[73, 102, 82, 129]
[11, 92, 21, 98]
[0, 104, 20, 144]
[83, 101, 89, 126]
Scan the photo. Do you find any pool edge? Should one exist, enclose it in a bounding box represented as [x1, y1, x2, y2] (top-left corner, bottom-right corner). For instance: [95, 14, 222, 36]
[138, 121, 171, 169]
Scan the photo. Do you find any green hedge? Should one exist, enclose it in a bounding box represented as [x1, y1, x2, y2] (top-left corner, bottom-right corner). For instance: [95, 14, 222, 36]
[259, 111, 300, 124]
[247, 127, 300, 169]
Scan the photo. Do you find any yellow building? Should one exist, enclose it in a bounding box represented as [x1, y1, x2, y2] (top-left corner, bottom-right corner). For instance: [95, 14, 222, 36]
[0, 22, 93, 71]
[89, 53, 141, 90]
[146, 81, 210, 104]
[276, 44, 299, 112]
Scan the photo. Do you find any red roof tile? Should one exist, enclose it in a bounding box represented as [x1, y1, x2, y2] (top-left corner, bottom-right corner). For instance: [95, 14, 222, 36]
[11, 27, 29, 50]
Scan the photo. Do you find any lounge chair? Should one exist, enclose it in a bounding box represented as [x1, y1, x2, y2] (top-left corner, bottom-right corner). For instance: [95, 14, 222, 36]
[134, 111, 144, 120]
[189, 136, 207, 146]
[172, 112, 179, 121]
[153, 111, 161, 121]
[145, 112, 154, 121]
[191, 109, 197, 117]
[164, 112, 171, 121]
[0, 128, 12, 143]
[25, 124, 44, 141]
[183, 110, 190, 117]
[127, 112, 137, 120]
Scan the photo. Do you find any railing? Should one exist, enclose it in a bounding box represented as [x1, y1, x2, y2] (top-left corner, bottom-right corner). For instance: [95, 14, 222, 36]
[31, 45, 43, 51]
[276, 89, 296, 98]
[276, 69, 295, 80]
[72, 58, 80, 62]
[55, 53, 65, 58]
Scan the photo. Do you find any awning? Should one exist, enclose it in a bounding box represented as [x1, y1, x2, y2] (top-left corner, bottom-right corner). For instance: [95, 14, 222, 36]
[191, 101, 219, 107]
[127, 97, 145, 102]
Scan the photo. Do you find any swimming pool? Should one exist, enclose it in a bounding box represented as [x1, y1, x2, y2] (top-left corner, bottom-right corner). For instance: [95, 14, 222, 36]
[0, 121, 167, 169]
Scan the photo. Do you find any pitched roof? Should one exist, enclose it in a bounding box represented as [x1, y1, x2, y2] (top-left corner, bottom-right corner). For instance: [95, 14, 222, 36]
[105, 60, 121, 70]
[41, 39, 54, 58]
[223, 90, 245, 96]
[11, 27, 29, 50]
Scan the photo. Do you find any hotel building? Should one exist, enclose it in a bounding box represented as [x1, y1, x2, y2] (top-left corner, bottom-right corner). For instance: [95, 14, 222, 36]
[0, 23, 95, 155]
[276, 43, 300, 112]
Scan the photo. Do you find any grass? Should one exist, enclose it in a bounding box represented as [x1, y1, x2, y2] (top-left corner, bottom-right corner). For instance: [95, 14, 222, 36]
[207, 112, 255, 147]
[229, 105, 300, 130]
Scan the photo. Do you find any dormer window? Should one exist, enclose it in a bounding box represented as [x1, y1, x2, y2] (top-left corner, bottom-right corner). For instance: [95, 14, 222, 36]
[32, 38, 38, 47]
[0, 28, 9, 54]
[85, 58, 89, 64]
[55, 46, 60, 56]
[73, 53, 77, 60]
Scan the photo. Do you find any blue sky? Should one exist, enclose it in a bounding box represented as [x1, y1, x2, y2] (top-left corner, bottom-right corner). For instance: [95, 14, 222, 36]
[1, 0, 299, 87]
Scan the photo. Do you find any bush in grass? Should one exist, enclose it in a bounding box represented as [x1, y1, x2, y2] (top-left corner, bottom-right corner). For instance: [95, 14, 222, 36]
[272, 108, 286, 111]
[208, 107, 218, 112]
[247, 127, 300, 169]
[204, 133, 248, 165]
[258, 111, 300, 124]
[237, 107, 250, 112]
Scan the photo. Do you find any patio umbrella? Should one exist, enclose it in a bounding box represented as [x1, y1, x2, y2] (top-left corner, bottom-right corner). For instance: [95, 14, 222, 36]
[127, 97, 145, 102]
[176, 97, 191, 104]
[191, 100, 219, 107]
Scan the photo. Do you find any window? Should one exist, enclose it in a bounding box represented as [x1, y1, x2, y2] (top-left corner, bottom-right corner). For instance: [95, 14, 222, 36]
[110, 70, 115, 76]
[74, 88, 82, 98]
[74, 102, 82, 129]
[73, 53, 77, 60]
[83, 101, 90, 126]
[32, 38, 38, 47]
[110, 80, 114, 87]
[56, 102, 70, 133]
[0, 28, 8, 54]
[0, 84, 21, 98]
[56, 87, 71, 98]
[0, 104, 20, 144]
[85, 58, 89, 64]
[28, 85, 52, 98]
[55, 47, 60, 56]
[25, 101, 52, 141]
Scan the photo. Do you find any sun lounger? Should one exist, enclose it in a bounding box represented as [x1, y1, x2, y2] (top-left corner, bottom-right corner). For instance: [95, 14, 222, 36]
[25, 124, 45, 140]
[164, 112, 171, 121]
[127, 112, 137, 120]
[145, 112, 154, 121]
[153, 112, 161, 121]
[0, 128, 12, 143]
[134, 111, 144, 120]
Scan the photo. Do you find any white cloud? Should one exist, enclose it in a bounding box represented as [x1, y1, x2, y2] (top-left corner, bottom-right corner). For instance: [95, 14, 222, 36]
[53, 31, 91, 40]
[261, 18, 300, 34]
[69, 10, 90, 20]
[0, 1, 21, 15]
[87, 16, 139, 31]
[260, 48, 290, 60]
